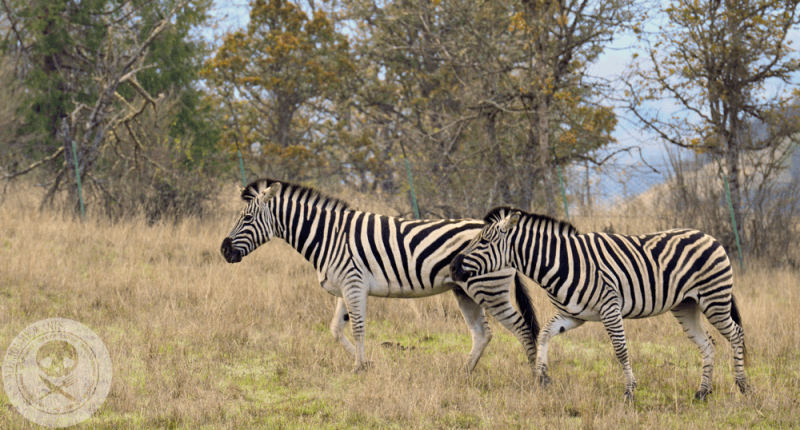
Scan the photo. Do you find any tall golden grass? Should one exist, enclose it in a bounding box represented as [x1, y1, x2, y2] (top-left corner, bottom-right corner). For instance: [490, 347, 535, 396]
[1, 184, 798, 429]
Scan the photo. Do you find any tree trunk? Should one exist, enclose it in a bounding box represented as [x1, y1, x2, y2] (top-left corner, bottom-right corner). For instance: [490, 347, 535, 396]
[487, 109, 512, 206]
[537, 95, 558, 218]
[725, 123, 746, 255]
[60, 119, 80, 214]
[275, 97, 295, 148]
[584, 159, 592, 212]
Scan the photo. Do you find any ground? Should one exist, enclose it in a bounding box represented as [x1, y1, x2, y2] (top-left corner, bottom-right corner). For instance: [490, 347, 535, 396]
[1, 190, 798, 429]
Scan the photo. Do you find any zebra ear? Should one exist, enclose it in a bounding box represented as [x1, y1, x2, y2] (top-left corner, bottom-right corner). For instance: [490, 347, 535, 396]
[257, 182, 282, 206]
[499, 211, 521, 232]
[237, 185, 245, 195]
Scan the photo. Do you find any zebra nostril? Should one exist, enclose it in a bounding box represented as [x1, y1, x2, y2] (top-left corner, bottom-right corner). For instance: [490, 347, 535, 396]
[220, 238, 241, 263]
[220, 237, 232, 253]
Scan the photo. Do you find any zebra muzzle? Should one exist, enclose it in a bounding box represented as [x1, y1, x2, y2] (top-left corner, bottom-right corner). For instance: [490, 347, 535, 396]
[220, 237, 243, 263]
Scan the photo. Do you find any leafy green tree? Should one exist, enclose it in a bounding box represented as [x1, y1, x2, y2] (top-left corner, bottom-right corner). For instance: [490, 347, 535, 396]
[133, 0, 220, 167]
[1, 0, 220, 218]
[5, 0, 104, 146]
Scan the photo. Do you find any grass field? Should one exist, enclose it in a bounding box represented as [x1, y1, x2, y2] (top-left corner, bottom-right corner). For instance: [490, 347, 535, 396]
[1, 186, 799, 429]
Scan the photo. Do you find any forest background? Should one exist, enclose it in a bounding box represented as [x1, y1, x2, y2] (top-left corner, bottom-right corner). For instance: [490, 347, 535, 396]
[2, 0, 800, 263]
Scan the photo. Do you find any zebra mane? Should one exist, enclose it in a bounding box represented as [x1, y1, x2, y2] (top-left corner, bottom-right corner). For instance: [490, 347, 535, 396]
[241, 178, 353, 212]
[483, 206, 579, 235]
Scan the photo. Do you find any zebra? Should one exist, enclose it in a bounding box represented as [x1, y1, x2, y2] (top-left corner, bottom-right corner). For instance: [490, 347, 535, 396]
[220, 179, 540, 374]
[450, 206, 748, 401]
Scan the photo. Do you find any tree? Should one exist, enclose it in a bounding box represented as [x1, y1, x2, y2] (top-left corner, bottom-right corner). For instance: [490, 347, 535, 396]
[625, 0, 800, 253]
[344, 0, 626, 217]
[1, 0, 219, 219]
[133, 0, 220, 166]
[203, 0, 354, 182]
[508, 0, 633, 216]
[343, 0, 486, 214]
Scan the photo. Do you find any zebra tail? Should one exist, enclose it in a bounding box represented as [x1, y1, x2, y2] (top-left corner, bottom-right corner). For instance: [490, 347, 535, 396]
[514, 272, 540, 347]
[730, 293, 748, 366]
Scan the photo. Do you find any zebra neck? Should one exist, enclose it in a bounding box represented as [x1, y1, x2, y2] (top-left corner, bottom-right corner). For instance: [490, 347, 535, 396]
[274, 198, 345, 271]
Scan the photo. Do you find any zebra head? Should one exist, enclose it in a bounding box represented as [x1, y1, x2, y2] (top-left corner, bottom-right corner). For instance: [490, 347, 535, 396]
[450, 207, 521, 283]
[221, 182, 283, 263]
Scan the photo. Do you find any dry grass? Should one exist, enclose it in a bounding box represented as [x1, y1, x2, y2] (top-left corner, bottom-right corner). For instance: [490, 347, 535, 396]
[1, 185, 799, 429]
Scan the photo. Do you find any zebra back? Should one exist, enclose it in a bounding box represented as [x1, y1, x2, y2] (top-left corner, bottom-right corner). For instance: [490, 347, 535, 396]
[241, 178, 352, 213]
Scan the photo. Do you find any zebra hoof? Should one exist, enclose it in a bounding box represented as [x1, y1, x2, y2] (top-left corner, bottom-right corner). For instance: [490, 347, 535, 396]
[352, 361, 373, 373]
[538, 374, 552, 388]
[736, 379, 749, 394]
[623, 388, 635, 403]
[693, 389, 711, 402]
[462, 362, 476, 376]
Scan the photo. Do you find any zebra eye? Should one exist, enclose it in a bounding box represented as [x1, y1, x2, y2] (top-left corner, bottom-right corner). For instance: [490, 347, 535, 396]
[243, 214, 254, 223]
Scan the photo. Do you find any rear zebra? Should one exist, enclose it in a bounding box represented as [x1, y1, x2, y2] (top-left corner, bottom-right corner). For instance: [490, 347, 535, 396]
[220, 179, 539, 374]
[451, 206, 748, 401]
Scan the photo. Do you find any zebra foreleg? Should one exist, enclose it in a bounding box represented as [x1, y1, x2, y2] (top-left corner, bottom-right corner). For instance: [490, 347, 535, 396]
[463, 268, 538, 378]
[536, 313, 584, 387]
[452, 286, 492, 373]
[598, 287, 637, 402]
[330, 298, 357, 360]
[671, 301, 715, 401]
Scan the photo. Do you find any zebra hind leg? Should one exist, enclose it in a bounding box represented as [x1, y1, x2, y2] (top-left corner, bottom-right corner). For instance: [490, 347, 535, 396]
[330, 298, 357, 360]
[670, 299, 715, 401]
[598, 287, 637, 402]
[451, 286, 493, 373]
[702, 294, 748, 394]
[341, 287, 370, 373]
[463, 268, 538, 379]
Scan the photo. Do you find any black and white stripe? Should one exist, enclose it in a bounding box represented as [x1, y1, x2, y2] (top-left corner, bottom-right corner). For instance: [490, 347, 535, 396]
[451, 206, 748, 401]
[221, 179, 540, 373]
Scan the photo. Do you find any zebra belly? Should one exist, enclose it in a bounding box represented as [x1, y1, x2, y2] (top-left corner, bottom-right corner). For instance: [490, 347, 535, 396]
[552, 300, 672, 321]
[319, 277, 454, 299]
[369, 282, 455, 298]
[621, 305, 673, 319]
[549, 289, 675, 321]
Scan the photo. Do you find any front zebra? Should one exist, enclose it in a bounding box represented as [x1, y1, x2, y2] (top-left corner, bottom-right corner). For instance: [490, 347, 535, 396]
[220, 179, 540, 375]
[451, 206, 748, 401]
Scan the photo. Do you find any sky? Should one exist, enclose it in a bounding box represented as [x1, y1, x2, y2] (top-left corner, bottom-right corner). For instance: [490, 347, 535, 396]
[206, 0, 251, 40]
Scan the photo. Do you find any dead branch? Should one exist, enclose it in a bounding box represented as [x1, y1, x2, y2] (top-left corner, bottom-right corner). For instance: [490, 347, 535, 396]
[2, 147, 65, 180]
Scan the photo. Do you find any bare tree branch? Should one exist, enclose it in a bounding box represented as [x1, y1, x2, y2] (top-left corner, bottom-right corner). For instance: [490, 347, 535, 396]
[2, 147, 64, 180]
